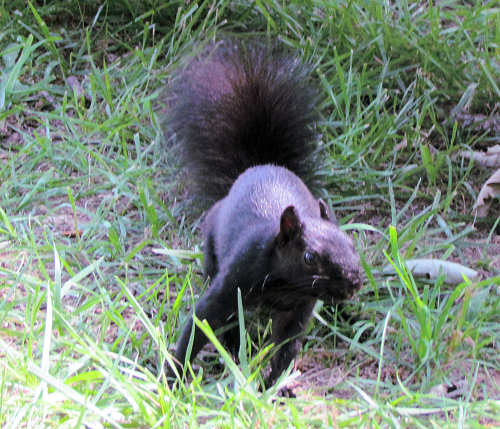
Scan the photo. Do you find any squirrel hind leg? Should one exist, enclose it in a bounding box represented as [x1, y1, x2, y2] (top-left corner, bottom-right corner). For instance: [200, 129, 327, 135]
[203, 230, 218, 280]
[202, 202, 221, 280]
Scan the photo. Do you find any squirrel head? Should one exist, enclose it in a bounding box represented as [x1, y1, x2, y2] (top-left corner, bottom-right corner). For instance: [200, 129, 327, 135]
[272, 203, 362, 303]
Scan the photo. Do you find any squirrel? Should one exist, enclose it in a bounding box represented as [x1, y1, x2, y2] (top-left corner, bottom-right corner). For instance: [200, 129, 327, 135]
[166, 40, 362, 390]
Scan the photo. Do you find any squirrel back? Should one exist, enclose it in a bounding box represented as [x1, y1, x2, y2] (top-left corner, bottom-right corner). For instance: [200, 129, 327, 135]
[167, 40, 319, 200]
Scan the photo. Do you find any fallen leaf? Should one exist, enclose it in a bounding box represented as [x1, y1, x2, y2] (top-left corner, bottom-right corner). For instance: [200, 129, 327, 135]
[454, 111, 500, 134]
[429, 379, 468, 399]
[383, 258, 479, 284]
[152, 247, 203, 261]
[460, 145, 500, 168]
[474, 168, 500, 216]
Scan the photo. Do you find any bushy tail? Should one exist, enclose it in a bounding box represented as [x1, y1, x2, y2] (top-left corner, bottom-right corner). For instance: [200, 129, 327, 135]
[167, 40, 319, 200]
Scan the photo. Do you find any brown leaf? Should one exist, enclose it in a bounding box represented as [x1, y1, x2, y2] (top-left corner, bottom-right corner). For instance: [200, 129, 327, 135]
[461, 145, 500, 168]
[383, 258, 479, 284]
[475, 168, 500, 216]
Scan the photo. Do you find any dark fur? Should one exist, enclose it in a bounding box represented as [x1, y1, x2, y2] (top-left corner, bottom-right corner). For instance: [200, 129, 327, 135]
[168, 40, 319, 200]
[167, 40, 362, 389]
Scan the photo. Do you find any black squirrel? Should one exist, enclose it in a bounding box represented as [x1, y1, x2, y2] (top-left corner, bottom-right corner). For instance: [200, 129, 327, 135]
[167, 40, 362, 389]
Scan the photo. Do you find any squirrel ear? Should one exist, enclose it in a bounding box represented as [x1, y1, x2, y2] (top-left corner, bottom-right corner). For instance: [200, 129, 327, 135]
[319, 199, 337, 224]
[279, 205, 302, 243]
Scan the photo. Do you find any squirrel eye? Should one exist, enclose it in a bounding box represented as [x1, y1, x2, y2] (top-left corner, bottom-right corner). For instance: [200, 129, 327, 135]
[303, 251, 316, 265]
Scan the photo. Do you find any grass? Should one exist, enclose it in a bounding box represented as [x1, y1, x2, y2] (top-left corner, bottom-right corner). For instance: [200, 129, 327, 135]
[0, 0, 499, 427]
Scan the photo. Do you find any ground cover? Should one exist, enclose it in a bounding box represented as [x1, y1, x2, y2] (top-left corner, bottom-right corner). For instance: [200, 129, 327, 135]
[0, 1, 499, 427]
